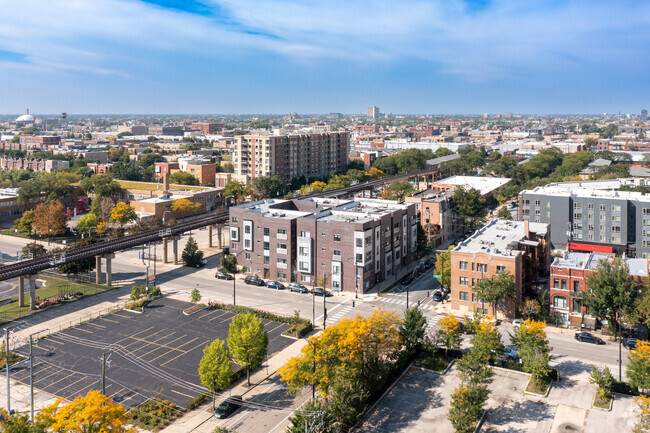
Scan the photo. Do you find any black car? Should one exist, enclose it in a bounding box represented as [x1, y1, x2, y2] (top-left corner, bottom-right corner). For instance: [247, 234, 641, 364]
[215, 272, 234, 280]
[623, 338, 638, 350]
[432, 291, 443, 302]
[424, 259, 434, 269]
[401, 273, 416, 285]
[214, 395, 243, 419]
[312, 288, 333, 297]
[574, 332, 606, 345]
[244, 276, 265, 286]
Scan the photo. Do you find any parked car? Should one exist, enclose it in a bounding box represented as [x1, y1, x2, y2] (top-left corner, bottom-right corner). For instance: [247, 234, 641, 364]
[424, 258, 434, 269]
[512, 319, 523, 330]
[504, 345, 519, 361]
[266, 281, 285, 290]
[214, 395, 243, 419]
[432, 291, 443, 302]
[440, 286, 451, 295]
[416, 262, 427, 273]
[288, 282, 309, 293]
[623, 338, 638, 350]
[244, 276, 265, 286]
[312, 288, 333, 297]
[574, 332, 605, 345]
[199, 258, 208, 266]
[215, 272, 234, 280]
[401, 273, 416, 285]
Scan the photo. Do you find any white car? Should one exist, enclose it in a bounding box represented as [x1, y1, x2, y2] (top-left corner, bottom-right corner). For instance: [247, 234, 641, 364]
[512, 319, 523, 329]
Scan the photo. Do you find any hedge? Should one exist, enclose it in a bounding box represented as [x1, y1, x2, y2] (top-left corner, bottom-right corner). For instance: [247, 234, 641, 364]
[206, 301, 310, 327]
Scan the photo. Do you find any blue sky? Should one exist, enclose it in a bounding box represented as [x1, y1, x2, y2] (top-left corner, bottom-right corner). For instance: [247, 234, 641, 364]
[1, 0, 649, 115]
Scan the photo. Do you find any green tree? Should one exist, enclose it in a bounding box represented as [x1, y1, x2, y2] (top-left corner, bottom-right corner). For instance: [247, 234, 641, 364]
[472, 272, 516, 317]
[53, 238, 97, 275]
[228, 312, 268, 386]
[76, 213, 99, 236]
[79, 173, 122, 198]
[381, 180, 414, 201]
[399, 306, 427, 356]
[347, 159, 366, 171]
[191, 288, 202, 303]
[110, 202, 137, 227]
[22, 242, 46, 259]
[452, 186, 487, 229]
[436, 314, 462, 356]
[496, 207, 513, 220]
[169, 170, 199, 186]
[434, 245, 454, 290]
[14, 210, 35, 234]
[510, 320, 551, 384]
[198, 339, 233, 409]
[448, 385, 489, 433]
[221, 254, 238, 274]
[0, 412, 48, 433]
[182, 236, 204, 267]
[589, 365, 614, 401]
[130, 285, 144, 301]
[584, 257, 638, 332]
[223, 180, 249, 205]
[251, 175, 286, 199]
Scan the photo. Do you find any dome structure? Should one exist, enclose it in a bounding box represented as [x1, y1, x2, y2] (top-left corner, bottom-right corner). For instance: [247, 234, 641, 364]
[16, 114, 35, 122]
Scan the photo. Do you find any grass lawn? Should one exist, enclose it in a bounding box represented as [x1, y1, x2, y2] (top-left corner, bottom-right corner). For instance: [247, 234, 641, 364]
[414, 349, 454, 373]
[0, 275, 114, 324]
[0, 229, 79, 245]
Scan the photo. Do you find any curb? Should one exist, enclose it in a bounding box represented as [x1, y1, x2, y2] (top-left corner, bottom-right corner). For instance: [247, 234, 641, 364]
[591, 391, 613, 411]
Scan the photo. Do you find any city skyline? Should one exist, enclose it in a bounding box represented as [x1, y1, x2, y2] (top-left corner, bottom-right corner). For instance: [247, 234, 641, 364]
[1, 0, 649, 114]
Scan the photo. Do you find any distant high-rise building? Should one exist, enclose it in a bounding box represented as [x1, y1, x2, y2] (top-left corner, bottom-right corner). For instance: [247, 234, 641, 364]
[483, 113, 489, 119]
[642, 109, 648, 121]
[367, 106, 380, 119]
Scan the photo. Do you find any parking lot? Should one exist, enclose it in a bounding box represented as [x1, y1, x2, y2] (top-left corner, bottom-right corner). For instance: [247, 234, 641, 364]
[7, 297, 292, 409]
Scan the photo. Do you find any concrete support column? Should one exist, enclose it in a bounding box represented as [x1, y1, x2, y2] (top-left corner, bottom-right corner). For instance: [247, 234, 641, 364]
[173, 236, 179, 265]
[96, 256, 102, 285]
[105, 253, 114, 287]
[163, 237, 168, 264]
[208, 225, 213, 248]
[28, 275, 36, 311]
[217, 225, 223, 249]
[18, 276, 25, 307]
[369, 187, 374, 198]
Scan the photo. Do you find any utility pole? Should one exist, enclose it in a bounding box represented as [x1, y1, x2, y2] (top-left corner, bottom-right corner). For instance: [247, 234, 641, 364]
[5, 328, 10, 414]
[101, 352, 106, 395]
[29, 335, 34, 422]
[618, 303, 622, 381]
[323, 289, 327, 329]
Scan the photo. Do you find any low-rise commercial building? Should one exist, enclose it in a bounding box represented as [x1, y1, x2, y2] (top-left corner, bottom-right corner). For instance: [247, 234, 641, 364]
[450, 219, 550, 318]
[229, 198, 417, 293]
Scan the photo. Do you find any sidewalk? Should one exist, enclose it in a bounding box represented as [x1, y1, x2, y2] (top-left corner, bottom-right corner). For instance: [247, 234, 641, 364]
[158, 336, 309, 433]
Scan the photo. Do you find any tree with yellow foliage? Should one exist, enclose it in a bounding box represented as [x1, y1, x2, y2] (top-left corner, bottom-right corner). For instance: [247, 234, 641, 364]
[628, 340, 650, 391]
[448, 384, 489, 433]
[110, 201, 137, 226]
[171, 198, 201, 213]
[511, 319, 551, 384]
[366, 167, 383, 179]
[37, 390, 136, 433]
[633, 395, 650, 433]
[436, 314, 462, 356]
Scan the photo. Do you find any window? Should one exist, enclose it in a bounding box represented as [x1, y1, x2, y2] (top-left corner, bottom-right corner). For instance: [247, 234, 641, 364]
[477, 263, 487, 273]
[277, 258, 287, 264]
[600, 214, 606, 222]
[245, 253, 251, 259]
[245, 266, 251, 273]
[644, 218, 650, 226]
[644, 208, 650, 215]
[264, 256, 269, 264]
[574, 213, 582, 220]
[232, 242, 238, 249]
[588, 234, 594, 241]
[278, 243, 287, 250]
[611, 205, 621, 212]
[333, 281, 340, 289]
[553, 278, 559, 289]
[496, 265, 506, 273]
[588, 224, 594, 231]
[523, 209, 530, 216]
[600, 234, 606, 242]
[523, 199, 530, 206]
[611, 235, 621, 243]
[333, 249, 341, 256]
[553, 296, 567, 308]
[600, 204, 606, 212]
[459, 261, 469, 270]
[574, 203, 582, 210]
[600, 224, 606, 232]
[356, 238, 363, 247]
[244, 225, 251, 234]
[471, 293, 476, 302]
[573, 281, 580, 292]
[277, 228, 286, 235]
[535, 209, 541, 216]
[574, 222, 583, 230]
[611, 215, 621, 222]
[365, 236, 372, 246]
[299, 261, 309, 271]
[334, 234, 341, 242]
[277, 272, 286, 279]
[588, 203, 594, 210]
[561, 280, 567, 290]
[244, 239, 251, 249]
[299, 247, 309, 256]
[534, 200, 541, 207]
[300, 231, 310, 237]
[263, 227, 269, 236]
[263, 242, 269, 250]
[459, 277, 469, 285]
[572, 299, 582, 313]
[394, 221, 400, 228]
[588, 214, 594, 221]
[232, 217, 238, 222]
[356, 253, 363, 262]
[460, 291, 469, 301]
[301, 275, 310, 282]
[612, 226, 621, 233]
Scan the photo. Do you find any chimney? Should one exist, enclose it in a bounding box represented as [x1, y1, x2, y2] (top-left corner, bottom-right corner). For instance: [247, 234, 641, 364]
[163, 172, 170, 194]
[524, 219, 530, 239]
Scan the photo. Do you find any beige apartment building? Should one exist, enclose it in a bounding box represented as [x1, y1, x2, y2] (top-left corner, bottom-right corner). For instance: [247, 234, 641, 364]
[450, 219, 550, 319]
[233, 132, 350, 180]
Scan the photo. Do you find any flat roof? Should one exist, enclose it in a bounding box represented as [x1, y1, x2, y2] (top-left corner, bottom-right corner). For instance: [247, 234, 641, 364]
[453, 218, 548, 257]
[551, 252, 648, 276]
[525, 183, 650, 201]
[434, 176, 511, 196]
[0, 188, 19, 198]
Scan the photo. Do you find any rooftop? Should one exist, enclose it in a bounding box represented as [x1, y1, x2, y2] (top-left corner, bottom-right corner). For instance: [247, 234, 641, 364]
[116, 180, 212, 193]
[525, 182, 650, 201]
[0, 188, 19, 198]
[453, 218, 549, 257]
[434, 176, 511, 196]
[551, 252, 648, 277]
[313, 198, 411, 224]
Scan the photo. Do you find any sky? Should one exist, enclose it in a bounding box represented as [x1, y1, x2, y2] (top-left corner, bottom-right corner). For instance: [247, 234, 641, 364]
[1, 0, 649, 115]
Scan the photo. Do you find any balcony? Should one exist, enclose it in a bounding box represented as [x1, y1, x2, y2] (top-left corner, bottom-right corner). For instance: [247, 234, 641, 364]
[277, 233, 287, 240]
[332, 254, 342, 262]
[277, 248, 288, 255]
[277, 263, 288, 269]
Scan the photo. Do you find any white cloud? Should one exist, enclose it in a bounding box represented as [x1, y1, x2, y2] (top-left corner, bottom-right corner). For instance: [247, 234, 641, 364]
[1, 0, 649, 80]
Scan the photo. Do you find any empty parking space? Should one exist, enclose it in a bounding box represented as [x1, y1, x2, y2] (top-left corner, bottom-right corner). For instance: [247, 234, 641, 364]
[7, 297, 292, 409]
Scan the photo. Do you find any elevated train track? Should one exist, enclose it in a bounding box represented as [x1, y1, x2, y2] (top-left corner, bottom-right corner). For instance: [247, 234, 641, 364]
[0, 166, 439, 282]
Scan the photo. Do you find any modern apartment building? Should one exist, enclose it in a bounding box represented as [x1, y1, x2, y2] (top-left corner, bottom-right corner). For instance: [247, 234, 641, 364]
[367, 106, 380, 119]
[450, 219, 550, 318]
[233, 132, 350, 180]
[550, 252, 648, 327]
[519, 182, 650, 258]
[229, 197, 417, 294]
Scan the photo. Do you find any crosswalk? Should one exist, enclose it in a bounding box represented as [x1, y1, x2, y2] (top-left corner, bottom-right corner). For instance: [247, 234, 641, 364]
[326, 303, 354, 324]
[379, 296, 438, 311]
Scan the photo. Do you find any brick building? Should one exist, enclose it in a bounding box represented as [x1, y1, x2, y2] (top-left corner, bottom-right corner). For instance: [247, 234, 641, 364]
[233, 132, 349, 180]
[450, 219, 550, 318]
[0, 157, 69, 172]
[20, 136, 61, 147]
[229, 198, 417, 293]
[190, 122, 224, 135]
[549, 252, 648, 327]
[87, 163, 112, 175]
[404, 189, 462, 248]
